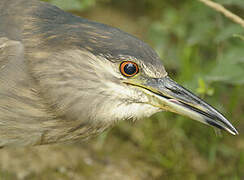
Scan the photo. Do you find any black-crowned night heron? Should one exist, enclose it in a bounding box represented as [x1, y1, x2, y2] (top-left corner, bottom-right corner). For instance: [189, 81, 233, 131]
[0, 0, 238, 147]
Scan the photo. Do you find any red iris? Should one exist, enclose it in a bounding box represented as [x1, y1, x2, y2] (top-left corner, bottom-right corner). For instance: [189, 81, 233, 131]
[120, 61, 139, 77]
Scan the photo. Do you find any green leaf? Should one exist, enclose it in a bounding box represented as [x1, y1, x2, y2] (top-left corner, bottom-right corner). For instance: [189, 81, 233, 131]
[196, 78, 215, 97]
[233, 34, 244, 41]
[206, 47, 244, 85]
[215, 25, 244, 43]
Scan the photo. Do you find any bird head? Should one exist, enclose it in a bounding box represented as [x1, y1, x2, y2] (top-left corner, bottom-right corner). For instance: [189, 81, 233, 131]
[28, 4, 238, 136]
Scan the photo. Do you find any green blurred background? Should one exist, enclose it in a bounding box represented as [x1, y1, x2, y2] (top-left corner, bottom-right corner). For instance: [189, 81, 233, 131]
[1, 0, 244, 179]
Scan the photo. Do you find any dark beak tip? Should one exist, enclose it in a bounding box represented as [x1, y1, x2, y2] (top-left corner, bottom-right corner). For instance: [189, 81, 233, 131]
[222, 122, 239, 136]
[232, 128, 239, 136]
[226, 121, 239, 136]
[225, 125, 239, 136]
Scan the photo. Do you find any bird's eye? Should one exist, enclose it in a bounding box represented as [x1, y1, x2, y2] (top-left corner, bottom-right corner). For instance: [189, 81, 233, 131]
[120, 61, 139, 77]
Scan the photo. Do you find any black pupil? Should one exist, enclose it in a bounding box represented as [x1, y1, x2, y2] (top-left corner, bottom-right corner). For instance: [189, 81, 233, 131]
[124, 63, 136, 75]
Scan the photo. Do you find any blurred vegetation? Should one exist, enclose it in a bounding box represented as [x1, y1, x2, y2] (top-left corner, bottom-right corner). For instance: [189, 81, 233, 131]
[12, 0, 244, 179]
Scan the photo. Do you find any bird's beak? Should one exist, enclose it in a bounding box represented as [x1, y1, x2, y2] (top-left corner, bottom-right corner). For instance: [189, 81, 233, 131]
[124, 76, 238, 135]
